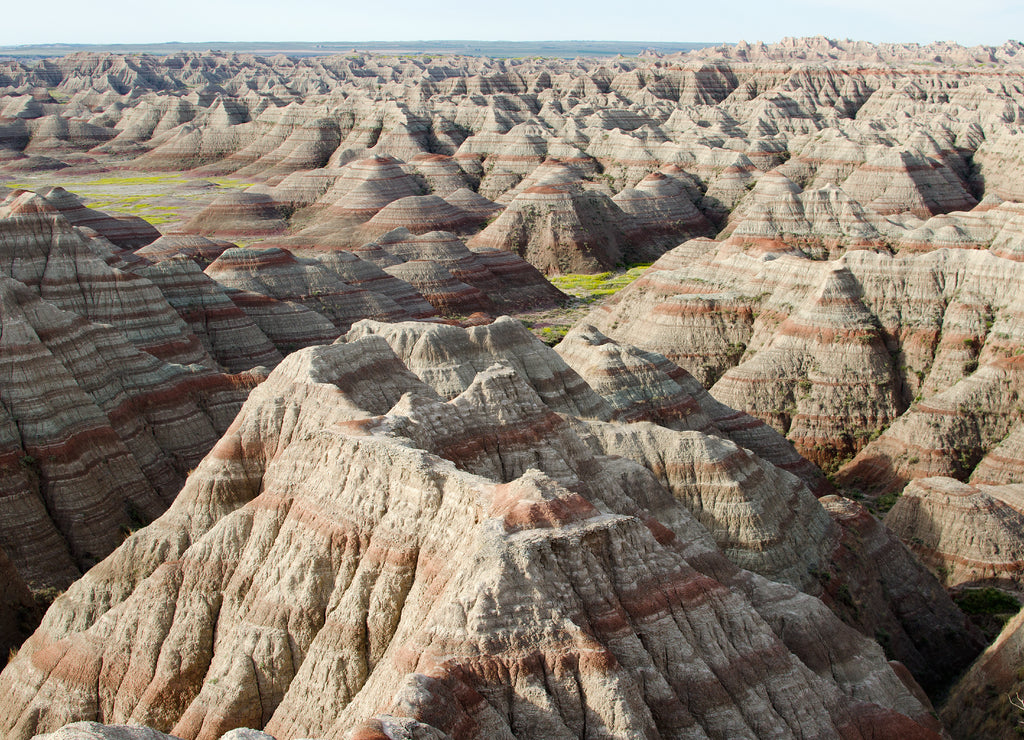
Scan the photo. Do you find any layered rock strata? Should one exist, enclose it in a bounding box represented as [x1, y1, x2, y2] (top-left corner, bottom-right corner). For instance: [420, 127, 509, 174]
[884, 477, 1024, 591]
[586, 240, 1024, 480]
[0, 320, 955, 739]
[4, 39, 1024, 739]
[468, 183, 634, 274]
[0, 275, 254, 590]
[0, 192, 260, 593]
[940, 609, 1024, 740]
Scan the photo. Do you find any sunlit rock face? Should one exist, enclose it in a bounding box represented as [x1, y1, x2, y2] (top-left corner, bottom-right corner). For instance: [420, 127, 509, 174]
[0, 320, 978, 738]
[587, 243, 1024, 485]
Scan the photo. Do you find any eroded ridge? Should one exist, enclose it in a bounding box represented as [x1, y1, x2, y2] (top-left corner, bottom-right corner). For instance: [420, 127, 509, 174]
[0, 321, 978, 738]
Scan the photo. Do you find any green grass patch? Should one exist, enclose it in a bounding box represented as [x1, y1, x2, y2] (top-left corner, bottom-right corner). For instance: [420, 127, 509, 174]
[2, 183, 184, 226]
[46, 88, 70, 104]
[4, 175, 191, 191]
[955, 587, 1022, 641]
[75, 194, 183, 226]
[2, 173, 257, 229]
[550, 263, 652, 302]
[871, 491, 900, 515]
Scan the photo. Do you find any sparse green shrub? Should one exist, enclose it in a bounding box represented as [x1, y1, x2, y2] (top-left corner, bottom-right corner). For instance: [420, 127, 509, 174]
[724, 343, 746, 363]
[538, 326, 568, 346]
[874, 492, 900, 513]
[956, 588, 1021, 616]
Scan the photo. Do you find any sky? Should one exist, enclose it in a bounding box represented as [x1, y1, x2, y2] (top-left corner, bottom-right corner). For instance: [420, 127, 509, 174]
[3, 0, 1021, 47]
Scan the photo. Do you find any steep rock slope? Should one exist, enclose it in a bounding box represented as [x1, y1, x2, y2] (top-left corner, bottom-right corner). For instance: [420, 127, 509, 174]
[838, 356, 1024, 495]
[551, 326, 980, 690]
[468, 182, 635, 274]
[361, 229, 564, 311]
[130, 257, 284, 373]
[288, 155, 426, 245]
[840, 148, 977, 219]
[553, 324, 830, 494]
[0, 321, 979, 740]
[723, 178, 897, 259]
[585, 240, 1024, 480]
[710, 264, 902, 468]
[0, 193, 260, 593]
[204, 246, 409, 338]
[0, 276, 254, 590]
[178, 192, 288, 239]
[134, 235, 235, 266]
[884, 477, 1024, 591]
[0, 191, 212, 367]
[941, 609, 1024, 740]
[5, 41, 1024, 738]
[611, 170, 715, 248]
[34, 187, 161, 249]
[344, 317, 611, 418]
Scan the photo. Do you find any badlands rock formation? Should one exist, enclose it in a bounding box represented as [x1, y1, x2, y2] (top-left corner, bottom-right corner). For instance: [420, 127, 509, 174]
[203, 246, 405, 346]
[884, 477, 1024, 591]
[5, 36, 1024, 738]
[469, 182, 641, 274]
[554, 324, 831, 494]
[587, 241, 1024, 483]
[0, 320, 965, 739]
[32, 722, 185, 740]
[5, 38, 1020, 277]
[135, 235, 234, 265]
[31, 187, 162, 248]
[179, 191, 288, 239]
[0, 191, 260, 591]
[0, 182, 561, 600]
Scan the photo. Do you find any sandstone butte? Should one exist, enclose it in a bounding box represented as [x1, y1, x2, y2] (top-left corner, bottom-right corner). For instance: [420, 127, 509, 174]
[2, 35, 1024, 738]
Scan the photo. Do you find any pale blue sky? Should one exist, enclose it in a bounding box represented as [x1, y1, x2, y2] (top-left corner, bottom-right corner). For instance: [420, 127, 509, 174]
[4, 0, 1021, 47]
